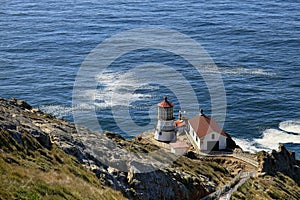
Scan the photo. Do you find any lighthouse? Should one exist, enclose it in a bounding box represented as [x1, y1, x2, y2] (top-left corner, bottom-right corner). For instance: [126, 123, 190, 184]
[154, 96, 176, 142]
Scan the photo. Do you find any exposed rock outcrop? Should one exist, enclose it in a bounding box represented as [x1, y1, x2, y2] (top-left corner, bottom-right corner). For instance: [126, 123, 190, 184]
[0, 98, 50, 149]
[0, 98, 220, 199]
[3, 97, 299, 199]
[257, 144, 300, 185]
[226, 135, 241, 151]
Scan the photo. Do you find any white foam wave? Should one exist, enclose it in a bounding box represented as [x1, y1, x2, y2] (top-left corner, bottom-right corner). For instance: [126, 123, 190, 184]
[39, 103, 95, 119]
[279, 120, 300, 134]
[94, 71, 152, 109]
[234, 124, 300, 153]
[233, 137, 268, 153]
[39, 105, 72, 119]
[255, 128, 300, 150]
[234, 119, 300, 153]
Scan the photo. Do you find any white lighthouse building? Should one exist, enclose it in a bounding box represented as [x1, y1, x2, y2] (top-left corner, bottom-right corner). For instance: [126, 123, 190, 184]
[154, 96, 176, 142]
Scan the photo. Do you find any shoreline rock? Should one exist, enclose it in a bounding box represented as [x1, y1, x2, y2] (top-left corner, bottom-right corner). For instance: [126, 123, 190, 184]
[257, 144, 300, 185]
[1, 97, 300, 199]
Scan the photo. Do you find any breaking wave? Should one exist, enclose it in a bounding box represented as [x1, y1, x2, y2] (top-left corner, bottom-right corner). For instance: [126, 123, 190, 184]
[39, 105, 73, 119]
[233, 137, 265, 152]
[235, 120, 300, 153]
[279, 120, 300, 134]
[254, 128, 300, 150]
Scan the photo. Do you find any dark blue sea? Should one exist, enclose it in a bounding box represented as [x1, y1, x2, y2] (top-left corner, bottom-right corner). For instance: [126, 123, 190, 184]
[1, 0, 299, 157]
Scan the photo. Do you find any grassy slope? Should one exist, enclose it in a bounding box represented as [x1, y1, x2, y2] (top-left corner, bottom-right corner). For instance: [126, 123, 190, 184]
[128, 137, 234, 188]
[0, 129, 127, 200]
[1, 97, 299, 200]
[172, 156, 232, 188]
[232, 173, 300, 200]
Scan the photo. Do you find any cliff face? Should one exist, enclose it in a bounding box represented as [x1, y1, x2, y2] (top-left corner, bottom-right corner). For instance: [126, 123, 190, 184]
[257, 144, 300, 185]
[0, 98, 228, 199]
[2, 97, 300, 200]
[0, 98, 127, 199]
[231, 144, 300, 199]
[0, 98, 51, 149]
[232, 145, 300, 200]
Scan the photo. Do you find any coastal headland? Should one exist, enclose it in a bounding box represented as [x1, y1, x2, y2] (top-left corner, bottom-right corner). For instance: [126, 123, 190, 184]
[0, 97, 299, 199]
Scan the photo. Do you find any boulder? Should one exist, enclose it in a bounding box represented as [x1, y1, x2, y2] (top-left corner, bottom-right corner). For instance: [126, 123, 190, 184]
[9, 98, 32, 110]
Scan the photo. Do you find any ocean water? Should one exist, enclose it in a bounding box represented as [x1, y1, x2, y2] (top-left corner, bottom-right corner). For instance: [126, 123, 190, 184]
[1, 0, 299, 157]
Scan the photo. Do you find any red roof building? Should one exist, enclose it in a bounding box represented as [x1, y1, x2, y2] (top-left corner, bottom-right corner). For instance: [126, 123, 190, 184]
[188, 113, 229, 151]
[188, 115, 229, 139]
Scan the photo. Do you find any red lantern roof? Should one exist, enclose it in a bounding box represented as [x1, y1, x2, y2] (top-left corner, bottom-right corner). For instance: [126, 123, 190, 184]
[158, 96, 174, 108]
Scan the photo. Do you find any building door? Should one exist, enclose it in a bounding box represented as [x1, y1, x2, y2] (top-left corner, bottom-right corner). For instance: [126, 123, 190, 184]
[207, 141, 219, 151]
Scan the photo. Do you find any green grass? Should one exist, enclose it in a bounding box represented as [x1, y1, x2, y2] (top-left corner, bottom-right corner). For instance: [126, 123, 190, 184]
[232, 173, 300, 200]
[0, 129, 127, 200]
[171, 156, 232, 187]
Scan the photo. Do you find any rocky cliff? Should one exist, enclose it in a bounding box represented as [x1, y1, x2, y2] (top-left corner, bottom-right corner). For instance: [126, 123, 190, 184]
[1, 97, 300, 200]
[0, 98, 227, 199]
[232, 144, 300, 200]
[232, 138, 300, 199]
[0, 98, 127, 199]
[257, 144, 300, 184]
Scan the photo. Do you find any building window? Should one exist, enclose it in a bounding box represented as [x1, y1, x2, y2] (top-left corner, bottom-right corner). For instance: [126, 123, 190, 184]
[196, 137, 198, 142]
[212, 134, 215, 140]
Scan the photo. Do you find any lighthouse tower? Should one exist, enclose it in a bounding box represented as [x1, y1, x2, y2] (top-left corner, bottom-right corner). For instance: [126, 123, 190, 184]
[154, 96, 176, 142]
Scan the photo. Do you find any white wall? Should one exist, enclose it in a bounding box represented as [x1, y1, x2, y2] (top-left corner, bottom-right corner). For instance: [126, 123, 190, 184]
[155, 120, 176, 142]
[154, 130, 176, 142]
[189, 125, 201, 149]
[202, 132, 227, 150]
[188, 123, 227, 151]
